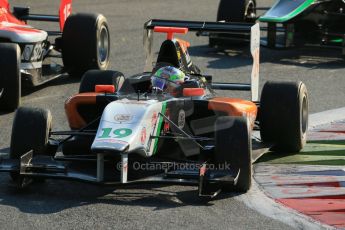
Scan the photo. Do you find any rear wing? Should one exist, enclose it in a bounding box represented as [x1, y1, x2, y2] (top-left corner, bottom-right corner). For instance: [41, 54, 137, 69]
[144, 19, 260, 101]
[145, 19, 253, 35]
[14, 0, 72, 32]
[0, 0, 9, 10]
[59, 0, 72, 31]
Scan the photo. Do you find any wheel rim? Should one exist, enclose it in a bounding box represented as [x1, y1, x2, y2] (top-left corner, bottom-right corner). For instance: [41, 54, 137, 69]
[245, 1, 256, 22]
[301, 95, 308, 135]
[98, 25, 109, 65]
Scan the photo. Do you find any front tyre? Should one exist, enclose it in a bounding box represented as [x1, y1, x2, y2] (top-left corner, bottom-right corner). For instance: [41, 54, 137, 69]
[62, 13, 110, 77]
[215, 116, 252, 192]
[10, 107, 52, 181]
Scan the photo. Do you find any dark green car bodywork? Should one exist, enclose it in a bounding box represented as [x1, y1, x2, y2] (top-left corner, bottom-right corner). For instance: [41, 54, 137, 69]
[259, 0, 316, 23]
[212, 0, 344, 53]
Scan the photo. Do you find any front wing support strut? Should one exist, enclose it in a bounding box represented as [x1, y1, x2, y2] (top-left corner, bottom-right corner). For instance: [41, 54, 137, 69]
[97, 153, 104, 182]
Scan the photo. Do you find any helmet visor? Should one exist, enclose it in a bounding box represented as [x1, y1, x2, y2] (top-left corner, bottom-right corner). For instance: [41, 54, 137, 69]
[151, 76, 167, 91]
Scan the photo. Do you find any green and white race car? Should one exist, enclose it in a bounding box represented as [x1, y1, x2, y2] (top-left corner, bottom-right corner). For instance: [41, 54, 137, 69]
[210, 0, 345, 57]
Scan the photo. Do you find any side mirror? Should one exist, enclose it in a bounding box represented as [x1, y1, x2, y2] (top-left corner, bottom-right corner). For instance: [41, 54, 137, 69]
[183, 88, 205, 97]
[95, 85, 115, 93]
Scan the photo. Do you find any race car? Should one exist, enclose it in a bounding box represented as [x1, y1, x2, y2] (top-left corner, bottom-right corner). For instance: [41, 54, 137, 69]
[0, 0, 110, 111]
[209, 0, 345, 57]
[0, 20, 308, 197]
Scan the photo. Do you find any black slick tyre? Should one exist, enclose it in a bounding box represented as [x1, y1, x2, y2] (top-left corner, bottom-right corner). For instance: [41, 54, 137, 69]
[0, 43, 21, 111]
[217, 0, 256, 22]
[260, 81, 308, 152]
[9, 107, 52, 181]
[79, 70, 125, 93]
[62, 13, 110, 77]
[215, 116, 252, 192]
[210, 0, 256, 47]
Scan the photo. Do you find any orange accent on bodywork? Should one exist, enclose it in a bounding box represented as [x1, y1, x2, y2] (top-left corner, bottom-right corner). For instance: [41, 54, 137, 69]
[154, 26, 188, 40]
[175, 38, 190, 52]
[95, 85, 115, 93]
[208, 97, 258, 128]
[65, 93, 97, 129]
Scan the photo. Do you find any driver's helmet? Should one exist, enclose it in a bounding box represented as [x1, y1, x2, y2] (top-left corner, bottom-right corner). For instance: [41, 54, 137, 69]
[151, 66, 185, 94]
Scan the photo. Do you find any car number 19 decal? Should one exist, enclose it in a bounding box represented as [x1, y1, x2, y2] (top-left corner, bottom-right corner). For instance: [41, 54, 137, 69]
[98, 128, 132, 138]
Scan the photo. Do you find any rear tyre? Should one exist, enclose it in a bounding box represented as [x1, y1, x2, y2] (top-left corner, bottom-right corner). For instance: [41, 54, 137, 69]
[209, 0, 256, 47]
[260, 81, 308, 152]
[9, 107, 52, 181]
[217, 0, 256, 22]
[215, 116, 252, 192]
[79, 70, 125, 93]
[62, 13, 110, 78]
[0, 43, 21, 111]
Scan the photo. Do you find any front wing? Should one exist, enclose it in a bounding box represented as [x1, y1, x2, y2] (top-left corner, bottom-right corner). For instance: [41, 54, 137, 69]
[0, 150, 240, 198]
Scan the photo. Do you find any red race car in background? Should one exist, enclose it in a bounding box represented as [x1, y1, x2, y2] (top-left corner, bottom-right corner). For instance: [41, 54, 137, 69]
[0, 0, 110, 111]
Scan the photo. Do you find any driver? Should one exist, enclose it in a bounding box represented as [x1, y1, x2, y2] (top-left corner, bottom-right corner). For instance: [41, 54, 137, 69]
[151, 66, 185, 96]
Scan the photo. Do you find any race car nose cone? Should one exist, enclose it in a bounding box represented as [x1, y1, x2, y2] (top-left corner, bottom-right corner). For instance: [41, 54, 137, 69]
[91, 139, 129, 154]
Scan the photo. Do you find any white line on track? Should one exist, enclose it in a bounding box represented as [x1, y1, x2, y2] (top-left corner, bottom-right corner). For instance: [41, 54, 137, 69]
[235, 180, 335, 230]
[309, 107, 345, 129]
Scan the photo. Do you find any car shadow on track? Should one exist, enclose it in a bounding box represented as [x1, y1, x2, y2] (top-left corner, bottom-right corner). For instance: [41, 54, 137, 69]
[0, 74, 78, 116]
[188, 45, 345, 70]
[0, 176, 241, 214]
[21, 74, 80, 97]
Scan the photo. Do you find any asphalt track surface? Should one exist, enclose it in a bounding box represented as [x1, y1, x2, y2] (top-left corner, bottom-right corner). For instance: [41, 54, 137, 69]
[0, 0, 344, 229]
